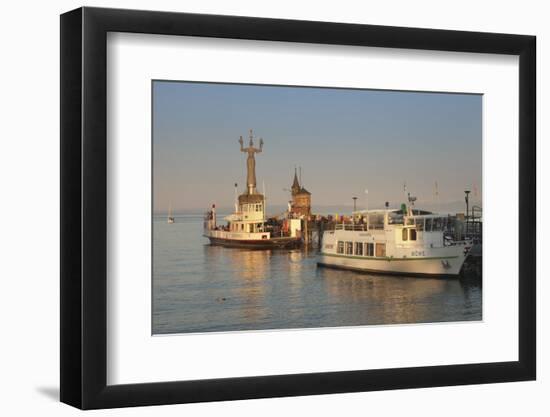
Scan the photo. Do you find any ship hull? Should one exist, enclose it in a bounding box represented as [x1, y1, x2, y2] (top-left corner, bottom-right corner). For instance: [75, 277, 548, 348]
[207, 236, 301, 249]
[317, 252, 466, 277]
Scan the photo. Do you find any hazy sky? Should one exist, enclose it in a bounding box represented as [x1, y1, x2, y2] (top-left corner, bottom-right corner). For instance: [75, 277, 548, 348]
[153, 81, 481, 214]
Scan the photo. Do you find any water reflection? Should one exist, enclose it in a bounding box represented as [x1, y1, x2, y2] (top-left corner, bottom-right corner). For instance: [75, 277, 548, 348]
[204, 246, 271, 323]
[319, 268, 476, 325]
[153, 217, 482, 334]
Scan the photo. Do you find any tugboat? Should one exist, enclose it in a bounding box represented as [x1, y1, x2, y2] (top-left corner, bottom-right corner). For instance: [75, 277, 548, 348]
[318, 199, 473, 277]
[203, 130, 302, 249]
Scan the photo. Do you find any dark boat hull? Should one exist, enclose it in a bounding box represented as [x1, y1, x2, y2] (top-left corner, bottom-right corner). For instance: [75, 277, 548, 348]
[207, 236, 301, 249]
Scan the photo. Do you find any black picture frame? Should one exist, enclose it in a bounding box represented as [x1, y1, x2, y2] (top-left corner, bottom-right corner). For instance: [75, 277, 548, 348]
[60, 6, 536, 410]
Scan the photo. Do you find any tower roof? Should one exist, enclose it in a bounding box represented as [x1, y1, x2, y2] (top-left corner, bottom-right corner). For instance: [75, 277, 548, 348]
[291, 168, 300, 193]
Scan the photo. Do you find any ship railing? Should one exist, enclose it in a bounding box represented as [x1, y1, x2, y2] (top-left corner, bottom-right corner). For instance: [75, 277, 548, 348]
[335, 223, 369, 231]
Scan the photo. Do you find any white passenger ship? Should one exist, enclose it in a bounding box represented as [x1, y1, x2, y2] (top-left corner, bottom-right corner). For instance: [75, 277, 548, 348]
[318, 208, 472, 277]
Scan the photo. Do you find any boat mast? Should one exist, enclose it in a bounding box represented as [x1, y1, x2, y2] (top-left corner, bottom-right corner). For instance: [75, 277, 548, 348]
[263, 180, 266, 223]
[234, 183, 238, 213]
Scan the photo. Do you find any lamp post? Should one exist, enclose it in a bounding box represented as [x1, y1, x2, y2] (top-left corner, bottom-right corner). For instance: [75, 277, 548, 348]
[352, 196, 358, 212]
[464, 190, 471, 221]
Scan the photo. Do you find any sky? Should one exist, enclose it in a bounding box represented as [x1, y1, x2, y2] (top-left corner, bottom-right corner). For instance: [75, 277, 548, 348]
[153, 81, 482, 215]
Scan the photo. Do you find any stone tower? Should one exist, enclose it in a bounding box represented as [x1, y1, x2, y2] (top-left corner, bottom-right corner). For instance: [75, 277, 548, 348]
[290, 168, 311, 217]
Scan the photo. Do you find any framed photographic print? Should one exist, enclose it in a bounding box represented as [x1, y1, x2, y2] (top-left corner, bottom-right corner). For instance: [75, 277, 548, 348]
[60, 6, 536, 409]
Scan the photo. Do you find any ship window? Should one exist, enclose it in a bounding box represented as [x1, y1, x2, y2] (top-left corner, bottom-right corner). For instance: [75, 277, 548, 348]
[337, 241, 344, 254]
[406, 218, 415, 226]
[433, 217, 442, 231]
[388, 213, 404, 225]
[402, 228, 408, 241]
[410, 229, 417, 241]
[425, 218, 432, 232]
[416, 218, 424, 231]
[241, 223, 244, 231]
[345, 242, 353, 255]
[354, 242, 363, 256]
[365, 242, 374, 256]
[376, 243, 386, 257]
[368, 214, 385, 230]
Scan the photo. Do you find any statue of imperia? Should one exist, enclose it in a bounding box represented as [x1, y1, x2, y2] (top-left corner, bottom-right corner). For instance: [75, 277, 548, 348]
[239, 129, 263, 195]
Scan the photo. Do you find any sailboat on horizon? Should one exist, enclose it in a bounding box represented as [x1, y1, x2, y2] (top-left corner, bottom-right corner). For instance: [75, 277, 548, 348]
[167, 203, 175, 224]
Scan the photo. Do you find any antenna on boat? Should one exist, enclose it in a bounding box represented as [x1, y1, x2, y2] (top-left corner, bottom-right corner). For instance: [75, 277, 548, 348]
[262, 180, 267, 222]
[403, 180, 409, 213]
[407, 192, 417, 216]
[234, 182, 238, 212]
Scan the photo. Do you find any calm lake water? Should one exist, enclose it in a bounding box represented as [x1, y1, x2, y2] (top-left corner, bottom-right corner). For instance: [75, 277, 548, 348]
[153, 215, 482, 335]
